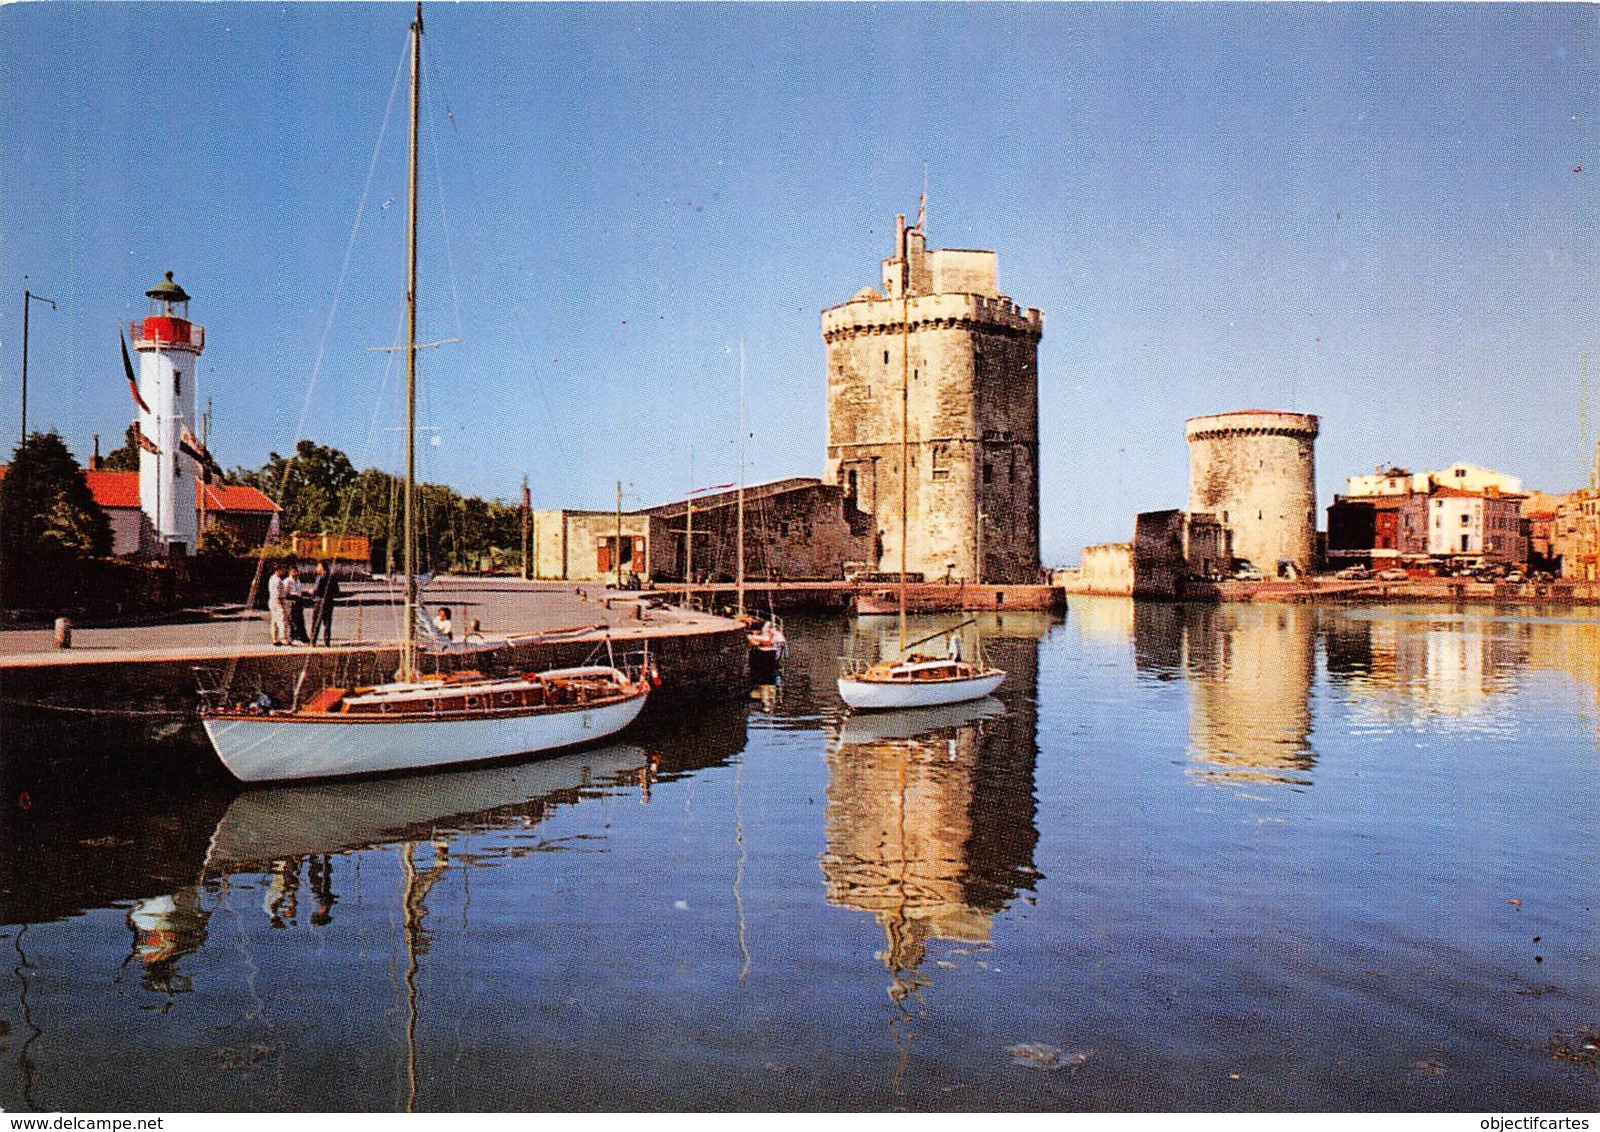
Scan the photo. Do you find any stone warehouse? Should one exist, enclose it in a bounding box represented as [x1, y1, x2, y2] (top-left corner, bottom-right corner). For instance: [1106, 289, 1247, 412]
[821, 215, 1043, 584]
[643, 478, 874, 584]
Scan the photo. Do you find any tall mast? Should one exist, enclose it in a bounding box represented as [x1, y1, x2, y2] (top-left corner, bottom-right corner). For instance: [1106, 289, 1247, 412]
[898, 238, 910, 656]
[736, 339, 746, 620]
[401, 2, 422, 681]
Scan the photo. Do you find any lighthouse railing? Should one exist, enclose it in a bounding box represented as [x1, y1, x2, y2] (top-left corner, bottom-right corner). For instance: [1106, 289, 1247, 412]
[131, 320, 203, 351]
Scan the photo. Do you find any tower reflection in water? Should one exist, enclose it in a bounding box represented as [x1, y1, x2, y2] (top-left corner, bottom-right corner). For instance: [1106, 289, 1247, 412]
[1134, 602, 1317, 788]
[820, 626, 1042, 1086]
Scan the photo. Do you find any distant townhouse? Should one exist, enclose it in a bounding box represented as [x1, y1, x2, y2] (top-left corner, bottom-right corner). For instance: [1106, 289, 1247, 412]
[1553, 491, 1600, 581]
[1332, 462, 1529, 568]
[1398, 486, 1526, 568]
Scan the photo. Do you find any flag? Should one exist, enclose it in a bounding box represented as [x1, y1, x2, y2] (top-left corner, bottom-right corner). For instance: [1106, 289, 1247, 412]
[122, 333, 151, 415]
[135, 423, 160, 455]
[914, 193, 926, 233]
[180, 428, 224, 482]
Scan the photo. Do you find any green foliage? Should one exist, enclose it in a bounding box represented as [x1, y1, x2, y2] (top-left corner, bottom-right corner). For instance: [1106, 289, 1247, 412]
[102, 423, 141, 472]
[198, 524, 253, 559]
[238, 439, 357, 536]
[239, 439, 525, 573]
[1, 431, 112, 562]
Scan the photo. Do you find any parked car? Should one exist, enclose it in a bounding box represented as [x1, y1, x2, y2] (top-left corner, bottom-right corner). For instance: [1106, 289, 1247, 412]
[1231, 561, 1265, 582]
[1376, 568, 1410, 581]
[1335, 566, 1372, 580]
[1504, 571, 1525, 583]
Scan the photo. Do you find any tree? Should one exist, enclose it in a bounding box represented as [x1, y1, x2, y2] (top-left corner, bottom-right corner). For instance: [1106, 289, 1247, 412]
[236, 438, 527, 574]
[239, 439, 358, 535]
[0, 431, 112, 561]
[102, 423, 141, 471]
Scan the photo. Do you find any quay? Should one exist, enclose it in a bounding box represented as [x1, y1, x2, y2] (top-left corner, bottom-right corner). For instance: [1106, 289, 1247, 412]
[1205, 576, 1600, 603]
[1061, 573, 1600, 604]
[652, 579, 1067, 614]
[0, 577, 748, 774]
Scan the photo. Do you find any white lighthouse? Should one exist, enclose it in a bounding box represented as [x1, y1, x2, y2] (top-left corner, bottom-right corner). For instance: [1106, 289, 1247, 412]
[132, 271, 205, 555]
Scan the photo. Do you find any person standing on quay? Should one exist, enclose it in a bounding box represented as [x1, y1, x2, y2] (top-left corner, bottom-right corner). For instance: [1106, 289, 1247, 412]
[285, 562, 310, 645]
[266, 563, 289, 646]
[311, 560, 341, 647]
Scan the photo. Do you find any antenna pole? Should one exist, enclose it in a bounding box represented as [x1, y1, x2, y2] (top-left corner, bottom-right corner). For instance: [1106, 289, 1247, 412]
[686, 445, 694, 609]
[737, 339, 746, 620]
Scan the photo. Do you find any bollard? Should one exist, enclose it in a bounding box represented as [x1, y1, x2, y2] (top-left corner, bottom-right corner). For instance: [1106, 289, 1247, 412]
[54, 617, 72, 649]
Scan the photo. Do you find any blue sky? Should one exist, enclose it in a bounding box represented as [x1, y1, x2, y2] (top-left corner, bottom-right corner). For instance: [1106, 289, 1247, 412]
[3, 2, 1594, 562]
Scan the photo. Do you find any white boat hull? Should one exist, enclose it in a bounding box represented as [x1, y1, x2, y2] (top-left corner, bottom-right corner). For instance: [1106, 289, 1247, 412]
[203, 690, 648, 783]
[836, 669, 1004, 711]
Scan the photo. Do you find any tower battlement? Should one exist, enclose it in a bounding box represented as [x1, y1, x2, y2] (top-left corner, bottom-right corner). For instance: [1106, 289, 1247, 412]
[821, 292, 1043, 343]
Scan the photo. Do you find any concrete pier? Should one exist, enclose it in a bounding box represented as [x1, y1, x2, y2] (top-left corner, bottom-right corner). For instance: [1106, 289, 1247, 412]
[0, 578, 749, 775]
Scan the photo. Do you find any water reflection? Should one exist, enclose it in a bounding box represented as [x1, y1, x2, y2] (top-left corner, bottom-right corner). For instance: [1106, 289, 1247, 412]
[1114, 598, 1600, 784]
[5, 602, 1595, 1112]
[202, 745, 648, 874]
[1331, 611, 1530, 728]
[126, 890, 209, 998]
[1132, 603, 1317, 787]
[820, 628, 1043, 1091]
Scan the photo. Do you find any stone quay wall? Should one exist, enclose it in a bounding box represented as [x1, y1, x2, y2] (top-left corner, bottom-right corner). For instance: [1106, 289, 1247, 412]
[1, 624, 748, 776]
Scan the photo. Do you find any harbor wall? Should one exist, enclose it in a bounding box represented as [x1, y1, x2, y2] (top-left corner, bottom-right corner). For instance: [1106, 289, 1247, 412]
[0, 625, 748, 780]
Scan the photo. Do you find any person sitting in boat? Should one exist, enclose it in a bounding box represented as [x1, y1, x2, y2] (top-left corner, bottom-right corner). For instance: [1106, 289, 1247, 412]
[947, 633, 963, 662]
[466, 618, 484, 643]
[433, 606, 454, 641]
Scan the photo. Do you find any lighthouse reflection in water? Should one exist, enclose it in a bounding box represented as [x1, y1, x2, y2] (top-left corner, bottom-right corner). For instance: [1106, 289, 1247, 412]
[2, 603, 1597, 1112]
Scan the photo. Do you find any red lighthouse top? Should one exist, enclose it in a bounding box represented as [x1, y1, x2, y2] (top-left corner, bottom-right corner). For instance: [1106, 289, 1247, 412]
[132, 271, 204, 353]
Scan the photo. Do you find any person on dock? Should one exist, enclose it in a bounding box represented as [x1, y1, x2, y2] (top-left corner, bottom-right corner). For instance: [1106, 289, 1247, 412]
[311, 560, 341, 646]
[286, 562, 310, 645]
[267, 564, 290, 646]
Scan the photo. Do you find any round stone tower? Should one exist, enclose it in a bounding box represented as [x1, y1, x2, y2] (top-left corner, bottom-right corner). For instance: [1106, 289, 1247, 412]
[1185, 410, 1319, 577]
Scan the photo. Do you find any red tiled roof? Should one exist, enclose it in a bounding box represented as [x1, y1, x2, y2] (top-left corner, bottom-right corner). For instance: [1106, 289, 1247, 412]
[1426, 485, 1514, 500]
[199, 482, 279, 513]
[1, 467, 279, 515]
[84, 469, 142, 508]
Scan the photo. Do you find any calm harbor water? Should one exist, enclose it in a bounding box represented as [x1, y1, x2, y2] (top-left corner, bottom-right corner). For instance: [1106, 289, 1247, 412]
[2, 599, 1597, 1111]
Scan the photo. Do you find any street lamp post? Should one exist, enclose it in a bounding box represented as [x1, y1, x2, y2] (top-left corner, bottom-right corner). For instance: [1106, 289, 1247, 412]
[20, 287, 58, 445]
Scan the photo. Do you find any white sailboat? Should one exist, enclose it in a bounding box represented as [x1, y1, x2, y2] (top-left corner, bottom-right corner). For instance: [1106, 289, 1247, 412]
[202, 5, 651, 783]
[837, 214, 1003, 711]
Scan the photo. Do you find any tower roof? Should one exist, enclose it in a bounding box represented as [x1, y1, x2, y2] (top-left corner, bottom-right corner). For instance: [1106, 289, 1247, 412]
[145, 271, 190, 304]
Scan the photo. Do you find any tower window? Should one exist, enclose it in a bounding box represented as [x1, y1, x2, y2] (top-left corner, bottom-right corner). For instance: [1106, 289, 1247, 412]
[983, 463, 993, 485]
[174, 370, 182, 396]
[884, 350, 889, 365]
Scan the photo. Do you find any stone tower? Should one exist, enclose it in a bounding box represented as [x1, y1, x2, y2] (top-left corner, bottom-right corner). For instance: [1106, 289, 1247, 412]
[821, 215, 1043, 583]
[1185, 410, 1319, 577]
